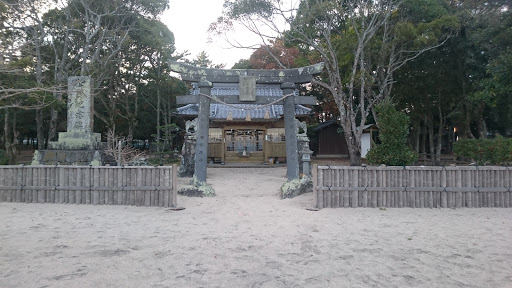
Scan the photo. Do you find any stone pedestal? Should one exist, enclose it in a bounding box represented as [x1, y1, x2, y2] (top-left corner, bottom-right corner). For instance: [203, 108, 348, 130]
[48, 132, 101, 150]
[301, 146, 313, 177]
[32, 150, 100, 166]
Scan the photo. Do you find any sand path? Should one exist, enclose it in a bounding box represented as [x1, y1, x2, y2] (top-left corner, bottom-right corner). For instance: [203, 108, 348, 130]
[1, 167, 512, 287]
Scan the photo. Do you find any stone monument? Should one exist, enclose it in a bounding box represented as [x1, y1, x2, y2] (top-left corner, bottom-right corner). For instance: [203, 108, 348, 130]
[32, 76, 103, 165]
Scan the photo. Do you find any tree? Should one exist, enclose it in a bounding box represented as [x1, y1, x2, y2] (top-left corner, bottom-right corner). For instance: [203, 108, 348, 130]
[211, 0, 458, 165]
[391, 1, 510, 165]
[187, 51, 226, 68]
[366, 101, 417, 166]
[1, 0, 183, 163]
[248, 39, 300, 69]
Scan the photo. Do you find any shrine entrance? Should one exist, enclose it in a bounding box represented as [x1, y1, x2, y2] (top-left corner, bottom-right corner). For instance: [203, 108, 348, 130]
[169, 61, 323, 184]
[225, 129, 264, 155]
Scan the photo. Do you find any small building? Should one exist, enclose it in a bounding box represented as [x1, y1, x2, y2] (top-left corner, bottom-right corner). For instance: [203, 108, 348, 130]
[177, 83, 312, 164]
[313, 120, 377, 158]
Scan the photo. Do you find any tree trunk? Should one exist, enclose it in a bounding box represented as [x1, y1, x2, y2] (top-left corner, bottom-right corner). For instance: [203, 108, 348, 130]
[414, 120, 420, 154]
[420, 118, 426, 163]
[4, 110, 15, 164]
[435, 108, 443, 165]
[156, 61, 161, 154]
[11, 112, 19, 164]
[428, 113, 436, 166]
[344, 129, 362, 166]
[36, 109, 45, 150]
[48, 108, 59, 141]
[476, 103, 487, 139]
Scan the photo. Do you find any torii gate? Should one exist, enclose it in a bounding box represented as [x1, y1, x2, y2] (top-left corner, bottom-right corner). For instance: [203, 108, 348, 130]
[168, 61, 324, 184]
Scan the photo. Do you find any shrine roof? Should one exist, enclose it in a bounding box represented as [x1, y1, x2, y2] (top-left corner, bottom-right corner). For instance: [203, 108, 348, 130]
[176, 103, 312, 120]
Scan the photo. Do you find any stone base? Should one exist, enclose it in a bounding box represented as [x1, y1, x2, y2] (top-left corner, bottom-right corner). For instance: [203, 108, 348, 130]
[280, 176, 313, 199]
[32, 149, 102, 166]
[48, 132, 101, 150]
[178, 181, 216, 198]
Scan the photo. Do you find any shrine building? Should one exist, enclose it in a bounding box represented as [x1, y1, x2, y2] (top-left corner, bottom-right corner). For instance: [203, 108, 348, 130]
[177, 83, 312, 164]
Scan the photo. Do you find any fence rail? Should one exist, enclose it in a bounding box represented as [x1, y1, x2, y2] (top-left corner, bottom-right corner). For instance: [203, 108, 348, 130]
[313, 165, 512, 209]
[0, 165, 177, 207]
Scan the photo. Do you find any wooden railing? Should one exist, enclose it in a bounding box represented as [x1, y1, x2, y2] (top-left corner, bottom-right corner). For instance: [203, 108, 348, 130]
[313, 165, 512, 209]
[0, 165, 177, 207]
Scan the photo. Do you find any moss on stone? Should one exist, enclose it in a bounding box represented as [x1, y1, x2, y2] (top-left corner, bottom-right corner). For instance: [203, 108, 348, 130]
[280, 176, 312, 199]
[193, 176, 216, 197]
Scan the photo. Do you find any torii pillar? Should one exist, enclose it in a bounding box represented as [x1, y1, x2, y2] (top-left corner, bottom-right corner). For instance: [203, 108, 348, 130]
[194, 81, 212, 183]
[282, 82, 299, 181]
[169, 61, 324, 185]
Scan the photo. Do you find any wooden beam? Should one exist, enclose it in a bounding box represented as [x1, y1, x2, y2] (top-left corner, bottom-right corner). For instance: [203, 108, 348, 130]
[176, 95, 317, 105]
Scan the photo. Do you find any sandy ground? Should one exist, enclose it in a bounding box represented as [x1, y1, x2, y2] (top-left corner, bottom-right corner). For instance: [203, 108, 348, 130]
[1, 166, 512, 288]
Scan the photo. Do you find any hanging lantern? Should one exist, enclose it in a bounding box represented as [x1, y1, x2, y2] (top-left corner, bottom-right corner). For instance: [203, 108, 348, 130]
[227, 111, 233, 121]
[245, 111, 251, 121]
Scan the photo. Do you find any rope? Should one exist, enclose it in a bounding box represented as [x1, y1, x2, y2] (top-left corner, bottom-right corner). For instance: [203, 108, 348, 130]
[197, 92, 296, 110]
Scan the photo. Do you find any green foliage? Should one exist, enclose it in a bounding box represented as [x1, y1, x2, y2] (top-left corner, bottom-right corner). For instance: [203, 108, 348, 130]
[453, 136, 512, 165]
[0, 150, 8, 165]
[367, 101, 417, 166]
[231, 59, 252, 69]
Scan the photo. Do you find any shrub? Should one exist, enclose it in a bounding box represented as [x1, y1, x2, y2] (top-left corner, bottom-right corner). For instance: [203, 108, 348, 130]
[453, 136, 512, 165]
[0, 150, 8, 165]
[366, 101, 417, 166]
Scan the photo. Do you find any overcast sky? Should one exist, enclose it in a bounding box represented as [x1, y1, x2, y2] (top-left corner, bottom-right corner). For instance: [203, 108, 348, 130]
[162, 0, 257, 68]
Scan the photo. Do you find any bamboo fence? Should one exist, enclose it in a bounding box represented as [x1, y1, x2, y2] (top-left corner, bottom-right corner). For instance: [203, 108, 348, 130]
[313, 165, 512, 209]
[0, 165, 177, 207]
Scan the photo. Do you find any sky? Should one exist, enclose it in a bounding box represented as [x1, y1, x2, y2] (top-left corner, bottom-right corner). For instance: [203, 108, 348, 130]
[162, 0, 257, 68]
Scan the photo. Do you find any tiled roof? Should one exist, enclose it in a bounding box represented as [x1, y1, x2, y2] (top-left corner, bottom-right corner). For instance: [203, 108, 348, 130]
[176, 103, 312, 120]
[312, 120, 377, 132]
[178, 83, 311, 119]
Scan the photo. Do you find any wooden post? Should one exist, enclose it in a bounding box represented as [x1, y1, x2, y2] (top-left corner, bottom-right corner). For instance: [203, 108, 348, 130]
[505, 168, 510, 208]
[318, 167, 324, 209]
[172, 165, 178, 208]
[312, 164, 318, 208]
[398, 168, 403, 208]
[455, 169, 462, 208]
[343, 168, 350, 208]
[352, 169, 358, 208]
[362, 168, 368, 208]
